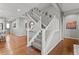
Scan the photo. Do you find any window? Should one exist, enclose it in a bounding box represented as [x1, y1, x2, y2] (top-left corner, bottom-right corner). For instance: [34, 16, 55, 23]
[6, 23, 10, 29]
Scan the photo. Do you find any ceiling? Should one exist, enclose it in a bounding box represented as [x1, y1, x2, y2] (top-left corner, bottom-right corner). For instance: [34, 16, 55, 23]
[59, 3, 79, 12]
[0, 3, 79, 17]
[0, 3, 39, 17]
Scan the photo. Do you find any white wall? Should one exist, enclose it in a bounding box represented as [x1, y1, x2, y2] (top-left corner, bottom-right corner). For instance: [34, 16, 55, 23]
[11, 17, 27, 36]
[63, 14, 79, 39]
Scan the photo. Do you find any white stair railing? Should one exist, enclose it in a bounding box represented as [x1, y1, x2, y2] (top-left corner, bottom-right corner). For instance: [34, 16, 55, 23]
[45, 30, 60, 54]
[27, 12, 41, 47]
[27, 11, 40, 23]
[41, 15, 60, 55]
[27, 13, 37, 24]
[27, 10, 60, 55]
[28, 20, 41, 46]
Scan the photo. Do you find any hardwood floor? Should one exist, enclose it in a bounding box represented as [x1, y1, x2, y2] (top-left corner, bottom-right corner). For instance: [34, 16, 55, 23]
[0, 33, 78, 55]
[48, 40, 63, 55]
[0, 33, 41, 55]
[63, 38, 78, 55]
[49, 38, 79, 55]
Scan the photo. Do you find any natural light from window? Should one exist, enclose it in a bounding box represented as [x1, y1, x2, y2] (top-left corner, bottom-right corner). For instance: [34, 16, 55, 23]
[6, 23, 10, 29]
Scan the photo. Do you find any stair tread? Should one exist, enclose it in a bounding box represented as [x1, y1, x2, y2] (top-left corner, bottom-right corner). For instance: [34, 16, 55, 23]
[34, 38, 41, 44]
[32, 42, 41, 50]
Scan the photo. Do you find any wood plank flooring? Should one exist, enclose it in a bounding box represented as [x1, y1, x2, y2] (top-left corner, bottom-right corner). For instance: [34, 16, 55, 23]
[49, 38, 79, 55]
[0, 33, 41, 55]
[0, 33, 78, 55]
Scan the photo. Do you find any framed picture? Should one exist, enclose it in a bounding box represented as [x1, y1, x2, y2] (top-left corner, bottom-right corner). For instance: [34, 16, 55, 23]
[66, 20, 76, 29]
[0, 23, 3, 30]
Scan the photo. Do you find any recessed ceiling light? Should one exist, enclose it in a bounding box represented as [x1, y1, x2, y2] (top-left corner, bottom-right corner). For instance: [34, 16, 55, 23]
[17, 9, 21, 12]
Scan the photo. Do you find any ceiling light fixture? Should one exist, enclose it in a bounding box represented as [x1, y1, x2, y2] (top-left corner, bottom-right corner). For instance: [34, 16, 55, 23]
[17, 9, 21, 12]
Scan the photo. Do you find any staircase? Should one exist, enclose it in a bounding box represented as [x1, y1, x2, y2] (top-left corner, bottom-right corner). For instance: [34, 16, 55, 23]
[32, 31, 42, 50]
[27, 7, 52, 51]
[26, 6, 60, 55]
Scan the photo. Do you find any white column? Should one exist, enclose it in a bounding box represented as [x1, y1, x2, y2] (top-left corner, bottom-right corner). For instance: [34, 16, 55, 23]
[27, 22, 30, 47]
[41, 29, 46, 55]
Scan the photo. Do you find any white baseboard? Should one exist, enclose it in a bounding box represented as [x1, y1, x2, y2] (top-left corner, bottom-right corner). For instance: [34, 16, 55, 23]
[64, 37, 79, 40]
